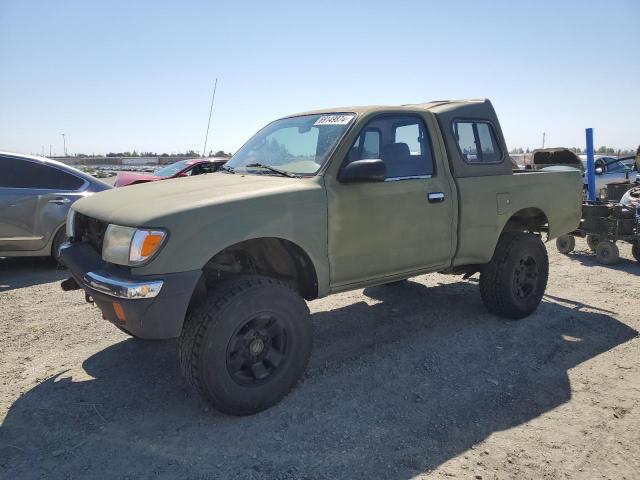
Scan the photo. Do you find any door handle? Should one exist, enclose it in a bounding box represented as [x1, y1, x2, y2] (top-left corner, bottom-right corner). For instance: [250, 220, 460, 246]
[428, 192, 445, 203]
[48, 198, 71, 205]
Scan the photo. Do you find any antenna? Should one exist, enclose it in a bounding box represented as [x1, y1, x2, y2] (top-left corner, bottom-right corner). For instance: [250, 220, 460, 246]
[202, 78, 218, 158]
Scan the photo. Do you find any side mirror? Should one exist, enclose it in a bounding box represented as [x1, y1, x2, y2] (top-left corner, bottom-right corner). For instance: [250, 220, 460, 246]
[595, 167, 603, 175]
[338, 159, 386, 183]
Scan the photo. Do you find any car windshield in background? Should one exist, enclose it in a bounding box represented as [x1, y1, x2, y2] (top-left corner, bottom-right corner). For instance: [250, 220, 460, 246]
[154, 160, 191, 177]
[226, 113, 356, 176]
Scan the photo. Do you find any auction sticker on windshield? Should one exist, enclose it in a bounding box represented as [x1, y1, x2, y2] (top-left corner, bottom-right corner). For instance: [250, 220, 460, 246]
[314, 114, 355, 126]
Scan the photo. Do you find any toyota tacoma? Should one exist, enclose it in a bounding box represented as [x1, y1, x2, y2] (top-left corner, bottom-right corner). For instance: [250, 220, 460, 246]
[59, 99, 583, 415]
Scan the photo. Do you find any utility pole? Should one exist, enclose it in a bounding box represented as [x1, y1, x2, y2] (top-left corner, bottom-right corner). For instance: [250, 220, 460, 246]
[61, 133, 67, 156]
[202, 78, 218, 158]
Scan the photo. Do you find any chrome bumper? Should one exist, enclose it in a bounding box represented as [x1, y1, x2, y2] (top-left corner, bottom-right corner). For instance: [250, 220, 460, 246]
[83, 271, 163, 299]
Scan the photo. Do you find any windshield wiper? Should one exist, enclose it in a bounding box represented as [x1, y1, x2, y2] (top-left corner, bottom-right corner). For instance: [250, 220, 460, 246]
[221, 164, 235, 174]
[244, 163, 300, 178]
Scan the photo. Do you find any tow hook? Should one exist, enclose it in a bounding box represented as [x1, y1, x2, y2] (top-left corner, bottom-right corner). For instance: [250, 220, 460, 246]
[60, 277, 79, 291]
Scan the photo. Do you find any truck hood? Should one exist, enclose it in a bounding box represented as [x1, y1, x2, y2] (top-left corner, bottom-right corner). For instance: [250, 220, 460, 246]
[72, 172, 318, 226]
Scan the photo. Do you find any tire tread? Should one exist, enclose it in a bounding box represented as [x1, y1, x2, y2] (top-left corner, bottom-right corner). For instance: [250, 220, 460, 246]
[178, 275, 310, 415]
[479, 232, 548, 319]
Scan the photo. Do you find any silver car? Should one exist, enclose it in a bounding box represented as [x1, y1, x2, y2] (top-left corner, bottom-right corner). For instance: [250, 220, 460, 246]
[0, 152, 111, 261]
[580, 156, 638, 193]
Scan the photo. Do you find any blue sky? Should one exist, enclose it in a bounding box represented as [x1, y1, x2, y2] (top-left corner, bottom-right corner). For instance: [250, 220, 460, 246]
[1, 0, 638, 156]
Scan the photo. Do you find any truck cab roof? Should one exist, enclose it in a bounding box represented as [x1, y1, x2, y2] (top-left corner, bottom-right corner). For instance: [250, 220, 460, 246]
[293, 98, 491, 118]
[294, 99, 511, 179]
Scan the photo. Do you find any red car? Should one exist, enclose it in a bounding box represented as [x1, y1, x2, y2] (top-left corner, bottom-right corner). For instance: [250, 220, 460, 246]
[114, 158, 227, 187]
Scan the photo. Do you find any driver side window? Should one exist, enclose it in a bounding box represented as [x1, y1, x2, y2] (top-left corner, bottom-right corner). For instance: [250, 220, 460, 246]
[345, 115, 434, 179]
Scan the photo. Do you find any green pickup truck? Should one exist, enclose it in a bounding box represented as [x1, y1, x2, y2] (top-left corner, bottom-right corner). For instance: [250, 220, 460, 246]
[60, 99, 582, 415]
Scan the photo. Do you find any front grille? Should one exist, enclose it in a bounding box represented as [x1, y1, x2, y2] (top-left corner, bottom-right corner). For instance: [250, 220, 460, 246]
[75, 212, 108, 254]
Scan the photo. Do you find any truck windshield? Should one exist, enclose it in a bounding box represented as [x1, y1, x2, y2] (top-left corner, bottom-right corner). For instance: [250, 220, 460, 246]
[226, 113, 356, 176]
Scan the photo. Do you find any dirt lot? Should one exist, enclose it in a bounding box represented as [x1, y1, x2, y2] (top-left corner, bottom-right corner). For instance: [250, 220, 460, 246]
[1, 240, 639, 480]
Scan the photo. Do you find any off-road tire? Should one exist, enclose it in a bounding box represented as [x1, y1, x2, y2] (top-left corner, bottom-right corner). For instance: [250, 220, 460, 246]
[595, 241, 620, 265]
[179, 275, 312, 416]
[479, 232, 549, 320]
[586, 235, 601, 252]
[556, 235, 575, 254]
[51, 226, 67, 264]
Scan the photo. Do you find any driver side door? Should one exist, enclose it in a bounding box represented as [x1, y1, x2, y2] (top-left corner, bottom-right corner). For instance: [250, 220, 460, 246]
[326, 114, 454, 288]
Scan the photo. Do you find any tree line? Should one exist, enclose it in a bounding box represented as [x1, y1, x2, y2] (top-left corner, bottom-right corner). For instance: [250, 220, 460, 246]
[71, 150, 233, 158]
[509, 146, 637, 155]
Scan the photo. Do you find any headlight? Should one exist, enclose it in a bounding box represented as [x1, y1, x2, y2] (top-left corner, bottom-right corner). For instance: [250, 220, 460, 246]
[102, 224, 167, 266]
[66, 209, 76, 237]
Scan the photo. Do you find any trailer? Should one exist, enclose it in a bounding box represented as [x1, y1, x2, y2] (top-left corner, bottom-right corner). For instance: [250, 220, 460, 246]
[556, 201, 640, 264]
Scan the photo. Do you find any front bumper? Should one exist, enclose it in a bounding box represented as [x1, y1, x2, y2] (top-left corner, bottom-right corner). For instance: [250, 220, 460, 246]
[83, 270, 164, 299]
[59, 242, 201, 339]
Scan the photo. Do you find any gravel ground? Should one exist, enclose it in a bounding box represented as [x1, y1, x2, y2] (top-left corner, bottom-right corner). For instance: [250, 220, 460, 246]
[1, 240, 639, 480]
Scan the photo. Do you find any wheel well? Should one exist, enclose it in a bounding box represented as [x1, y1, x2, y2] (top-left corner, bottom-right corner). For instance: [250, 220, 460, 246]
[201, 238, 319, 300]
[502, 208, 549, 235]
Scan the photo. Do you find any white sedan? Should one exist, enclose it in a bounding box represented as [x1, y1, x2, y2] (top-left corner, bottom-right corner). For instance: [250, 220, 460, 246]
[580, 156, 637, 193]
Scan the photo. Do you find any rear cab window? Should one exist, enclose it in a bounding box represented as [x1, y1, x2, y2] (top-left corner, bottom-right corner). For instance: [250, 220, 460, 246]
[453, 120, 503, 164]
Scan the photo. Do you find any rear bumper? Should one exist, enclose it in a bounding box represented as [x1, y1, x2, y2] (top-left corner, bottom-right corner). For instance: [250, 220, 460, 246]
[59, 242, 201, 339]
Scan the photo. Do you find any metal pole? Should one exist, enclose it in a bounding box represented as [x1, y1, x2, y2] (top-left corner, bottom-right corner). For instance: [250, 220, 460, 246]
[62, 133, 67, 156]
[542, 132, 546, 148]
[202, 78, 218, 158]
[586, 128, 596, 202]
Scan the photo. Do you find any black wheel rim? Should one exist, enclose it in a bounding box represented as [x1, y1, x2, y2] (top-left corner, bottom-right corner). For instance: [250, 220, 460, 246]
[513, 254, 538, 299]
[226, 313, 288, 386]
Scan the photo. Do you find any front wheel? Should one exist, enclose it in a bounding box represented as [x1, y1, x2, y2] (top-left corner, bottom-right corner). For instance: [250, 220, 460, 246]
[179, 275, 312, 416]
[480, 233, 549, 320]
[556, 235, 575, 254]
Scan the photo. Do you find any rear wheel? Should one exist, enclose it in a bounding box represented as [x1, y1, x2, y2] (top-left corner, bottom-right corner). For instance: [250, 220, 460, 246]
[480, 233, 549, 319]
[51, 226, 67, 264]
[586, 235, 601, 252]
[595, 241, 619, 265]
[179, 275, 312, 415]
[556, 235, 575, 254]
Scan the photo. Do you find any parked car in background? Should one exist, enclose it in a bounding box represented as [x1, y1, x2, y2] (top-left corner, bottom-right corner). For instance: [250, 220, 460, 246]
[579, 156, 637, 193]
[114, 158, 227, 187]
[531, 148, 583, 172]
[0, 152, 111, 261]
